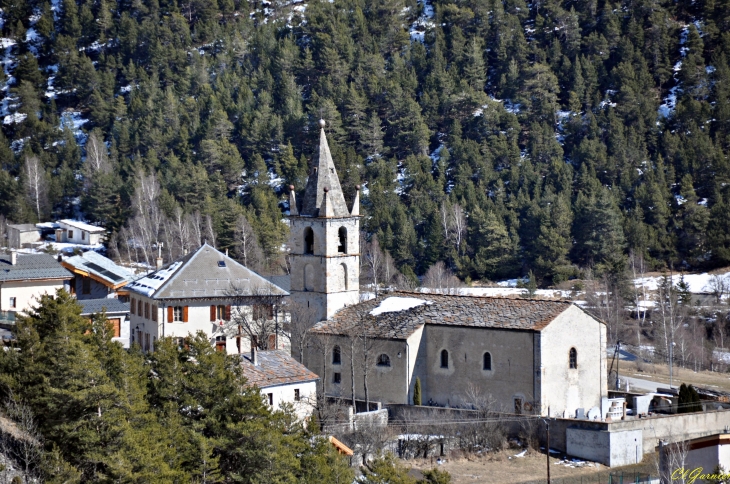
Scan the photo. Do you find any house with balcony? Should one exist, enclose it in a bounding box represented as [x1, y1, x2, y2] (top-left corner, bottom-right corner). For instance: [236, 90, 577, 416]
[125, 243, 288, 353]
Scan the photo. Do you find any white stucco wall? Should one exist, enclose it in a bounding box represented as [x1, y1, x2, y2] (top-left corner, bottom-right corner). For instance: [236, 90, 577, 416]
[539, 305, 607, 418]
[57, 222, 103, 245]
[259, 380, 318, 420]
[129, 295, 285, 354]
[0, 280, 67, 313]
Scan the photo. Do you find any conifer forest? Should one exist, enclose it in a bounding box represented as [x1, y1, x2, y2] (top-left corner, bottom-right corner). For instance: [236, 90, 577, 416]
[0, 0, 729, 284]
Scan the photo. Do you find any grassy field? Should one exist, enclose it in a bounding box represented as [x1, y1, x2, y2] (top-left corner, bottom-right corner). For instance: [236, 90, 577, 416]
[620, 359, 730, 393]
[409, 449, 658, 484]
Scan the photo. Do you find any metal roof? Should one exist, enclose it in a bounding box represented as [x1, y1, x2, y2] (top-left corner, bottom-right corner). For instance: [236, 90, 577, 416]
[58, 219, 106, 233]
[78, 298, 130, 315]
[0, 253, 72, 282]
[127, 243, 289, 299]
[263, 275, 291, 293]
[240, 350, 319, 389]
[62, 251, 136, 287]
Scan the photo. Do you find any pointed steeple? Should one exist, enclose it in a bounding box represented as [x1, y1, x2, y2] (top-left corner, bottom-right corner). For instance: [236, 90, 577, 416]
[300, 120, 350, 217]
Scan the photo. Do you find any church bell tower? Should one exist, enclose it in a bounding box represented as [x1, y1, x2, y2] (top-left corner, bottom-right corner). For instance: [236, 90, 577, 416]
[288, 120, 360, 322]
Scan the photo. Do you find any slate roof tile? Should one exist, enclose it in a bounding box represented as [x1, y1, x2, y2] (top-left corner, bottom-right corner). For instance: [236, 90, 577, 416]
[0, 253, 72, 282]
[309, 291, 575, 340]
[240, 350, 319, 389]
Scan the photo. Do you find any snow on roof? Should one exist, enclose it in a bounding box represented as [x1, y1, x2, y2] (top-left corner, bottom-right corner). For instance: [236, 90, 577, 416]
[58, 219, 105, 233]
[370, 297, 432, 316]
[126, 260, 184, 297]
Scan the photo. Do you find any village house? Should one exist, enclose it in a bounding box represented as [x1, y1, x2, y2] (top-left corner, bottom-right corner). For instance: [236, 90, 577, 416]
[306, 293, 608, 417]
[0, 251, 72, 325]
[5, 223, 42, 249]
[55, 220, 105, 245]
[240, 347, 319, 420]
[61, 251, 137, 300]
[78, 297, 131, 348]
[125, 243, 288, 353]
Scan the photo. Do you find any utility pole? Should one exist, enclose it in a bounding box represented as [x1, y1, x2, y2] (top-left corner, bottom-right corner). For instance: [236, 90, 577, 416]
[544, 419, 551, 484]
[615, 341, 621, 390]
[670, 342, 675, 388]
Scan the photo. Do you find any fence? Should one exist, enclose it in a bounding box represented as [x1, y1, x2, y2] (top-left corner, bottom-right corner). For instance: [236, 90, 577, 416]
[524, 473, 658, 484]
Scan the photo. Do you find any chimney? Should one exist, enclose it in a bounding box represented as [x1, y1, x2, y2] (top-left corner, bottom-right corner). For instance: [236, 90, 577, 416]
[351, 184, 360, 216]
[57, 254, 62, 263]
[251, 345, 258, 366]
[10, 250, 17, 265]
[288, 185, 298, 216]
[225, 248, 228, 257]
[155, 256, 163, 271]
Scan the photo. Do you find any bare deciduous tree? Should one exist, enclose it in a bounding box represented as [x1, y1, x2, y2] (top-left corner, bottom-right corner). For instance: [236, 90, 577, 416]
[423, 261, 462, 295]
[707, 274, 730, 305]
[234, 215, 264, 272]
[226, 283, 285, 352]
[23, 155, 48, 222]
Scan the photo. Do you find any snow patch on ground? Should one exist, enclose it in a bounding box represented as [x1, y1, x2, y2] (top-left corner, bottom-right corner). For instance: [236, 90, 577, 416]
[3, 112, 26, 124]
[60, 111, 89, 145]
[409, 0, 436, 43]
[370, 297, 432, 316]
[634, 272, 730, 293]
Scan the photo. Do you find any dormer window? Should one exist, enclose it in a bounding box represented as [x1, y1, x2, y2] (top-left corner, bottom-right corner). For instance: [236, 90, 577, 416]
[218, 260, 226, 267]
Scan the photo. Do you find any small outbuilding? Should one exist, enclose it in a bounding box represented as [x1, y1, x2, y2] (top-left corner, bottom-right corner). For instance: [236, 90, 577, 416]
[78, 298, 131, 348]
[56, 220, 105, 245]
[240, 348, 319, 420]
[6, 224, 42, 248]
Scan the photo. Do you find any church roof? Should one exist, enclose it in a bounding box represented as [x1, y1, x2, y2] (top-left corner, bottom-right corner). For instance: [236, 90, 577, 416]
[299, 126, 350, 217]
[126, 243, 288, 299]
[309, 291, 576, 340]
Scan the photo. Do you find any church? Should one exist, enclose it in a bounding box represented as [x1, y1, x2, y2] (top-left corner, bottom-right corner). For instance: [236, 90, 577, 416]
[293, 121, 608, 418]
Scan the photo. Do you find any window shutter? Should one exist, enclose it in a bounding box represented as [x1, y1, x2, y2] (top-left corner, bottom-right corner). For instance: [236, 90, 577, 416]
[183, 306, 189, 322]
[167, 306, 173, 322]
[225, 305, 231, 320]
[210, 305, 216, 321]
[130, 298, 135, 315]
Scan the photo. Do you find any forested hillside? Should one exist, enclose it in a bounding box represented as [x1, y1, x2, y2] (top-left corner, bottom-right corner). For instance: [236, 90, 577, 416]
[1, 0, 729, 284]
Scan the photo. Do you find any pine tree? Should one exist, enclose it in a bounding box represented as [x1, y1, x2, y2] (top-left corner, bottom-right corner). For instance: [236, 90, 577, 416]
[413, 377, 422, 406]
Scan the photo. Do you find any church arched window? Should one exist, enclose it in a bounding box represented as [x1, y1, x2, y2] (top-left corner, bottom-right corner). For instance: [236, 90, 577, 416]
[304, 264, 315, 291]
[304, 227, 314, 254]
[569, 347, 577, 369]
[440, 349, 449, 368]
[341, 263, 348, 291]
[483, 352, 492, 371]
[338, 227, 347, 253]
[376, 354, 391, 367]
[332, 346, 341, 365]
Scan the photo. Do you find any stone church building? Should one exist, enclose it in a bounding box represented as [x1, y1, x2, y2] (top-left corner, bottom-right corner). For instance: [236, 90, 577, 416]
[291, 121, 608, 418]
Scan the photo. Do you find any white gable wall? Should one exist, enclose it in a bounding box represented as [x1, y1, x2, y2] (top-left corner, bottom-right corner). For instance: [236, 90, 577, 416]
[539, 305, 607, 418]
[1, 280, 67, 313]
[260, 380, 317, 420]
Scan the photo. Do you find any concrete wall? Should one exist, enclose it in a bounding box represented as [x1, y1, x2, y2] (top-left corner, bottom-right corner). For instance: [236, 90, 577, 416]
[260, 380, 317, 420]
[540, 305, 608, 418]
[7, 228, 41, 248]
[567, 428, 642, 466]
[305, 334, 411, 404]
[0, 280, 67, 313]
[547, 410, 730, 459]
[418, 325, 537, 411]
